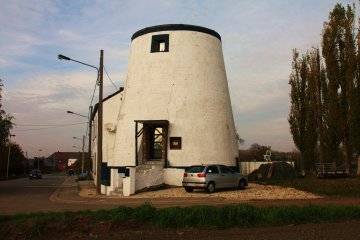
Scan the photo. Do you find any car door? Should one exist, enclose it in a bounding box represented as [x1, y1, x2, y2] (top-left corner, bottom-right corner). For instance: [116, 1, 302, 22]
[219, 165, 234, 188]
[206, 165, 221, 188]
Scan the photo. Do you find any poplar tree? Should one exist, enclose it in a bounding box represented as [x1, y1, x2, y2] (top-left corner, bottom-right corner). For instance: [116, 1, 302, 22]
[289, 48, 324, 170]
[349, 7, 360, 154]
[289, 50, 308, 170]
[0, 79, 13, 146]
[304, 49, 318, 169]
[322, 4, 356, 173]
[289, 3, 359, 173]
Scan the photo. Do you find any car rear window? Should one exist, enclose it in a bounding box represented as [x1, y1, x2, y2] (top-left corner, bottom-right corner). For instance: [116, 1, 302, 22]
[185, 166, 205, 173]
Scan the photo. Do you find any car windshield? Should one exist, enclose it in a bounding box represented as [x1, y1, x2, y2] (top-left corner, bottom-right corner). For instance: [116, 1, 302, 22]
[31, 170, 41, 173]
[185, 166, 205, 173]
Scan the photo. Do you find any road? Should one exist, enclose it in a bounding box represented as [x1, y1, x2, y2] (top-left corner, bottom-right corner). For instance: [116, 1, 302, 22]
[1, 173, 360, 240]
[0, 173, 231, 215]
[0, 172, 112, 215]
[2, 172, 360, 216]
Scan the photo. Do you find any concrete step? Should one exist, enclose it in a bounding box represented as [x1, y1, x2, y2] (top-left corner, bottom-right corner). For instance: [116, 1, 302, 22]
[143, 160, 164, 165]
[136, 166, 153, 173]
[110, 187, 123, 196]
[110, 191, 123, 196]
[136, 163, 163, 173]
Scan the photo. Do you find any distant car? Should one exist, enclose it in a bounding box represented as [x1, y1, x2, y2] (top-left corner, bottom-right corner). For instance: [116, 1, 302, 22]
[29, 169, 42, 179]
[182, 164, 248, 193]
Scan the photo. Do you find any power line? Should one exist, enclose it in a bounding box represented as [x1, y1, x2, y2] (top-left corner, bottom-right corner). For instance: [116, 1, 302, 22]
[14, 122, 87, 132]
[104, 65, 118, 90]
[15, 122, 87, 127]
[89, 74, 98, 107]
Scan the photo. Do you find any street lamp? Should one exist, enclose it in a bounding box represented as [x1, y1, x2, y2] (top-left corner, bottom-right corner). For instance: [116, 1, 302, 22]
[73, 136, 85, 174]
[67, 111, 89, 119]
[38, 149, 42, 170]
[6, 134, 15, 180]
[67, 109, 92, 174]
[58, 54, 99, 71]
[59, 51, 104, 195]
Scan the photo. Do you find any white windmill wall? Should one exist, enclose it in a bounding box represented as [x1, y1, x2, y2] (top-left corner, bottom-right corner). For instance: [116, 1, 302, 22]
[102, 92, 123, 163]
[112, 24, 238, 169]
[91, 90, 122, 190]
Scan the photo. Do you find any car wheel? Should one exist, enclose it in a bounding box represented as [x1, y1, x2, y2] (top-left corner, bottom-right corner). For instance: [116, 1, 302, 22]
[206, 182, 215, 193]
[184, 188, 194, 193]
[238, 180, 246, 190]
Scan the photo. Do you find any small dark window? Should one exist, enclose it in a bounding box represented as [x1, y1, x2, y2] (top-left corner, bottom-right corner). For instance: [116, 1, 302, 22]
[170, 137, 181, 150]
[151, 34, 169, 53]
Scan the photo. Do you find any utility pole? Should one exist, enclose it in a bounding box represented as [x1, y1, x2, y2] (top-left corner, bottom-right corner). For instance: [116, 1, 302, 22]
[88, 105, 93, 173]
[6, 134, 15, 179]
[38, 149, 42, 169]
[96, 50, 104, 195]
[81, 135, 85, 173]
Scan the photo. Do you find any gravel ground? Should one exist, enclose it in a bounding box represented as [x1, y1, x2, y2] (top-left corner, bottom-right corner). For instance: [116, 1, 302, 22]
[80, 183, 322, 200]
[130, 183, 321, 200]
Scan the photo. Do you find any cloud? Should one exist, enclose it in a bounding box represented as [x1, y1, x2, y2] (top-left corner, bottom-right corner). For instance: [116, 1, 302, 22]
[57, 29, 81, 41]
[238, 117, 295, 152]
[1, 0, 357, 157]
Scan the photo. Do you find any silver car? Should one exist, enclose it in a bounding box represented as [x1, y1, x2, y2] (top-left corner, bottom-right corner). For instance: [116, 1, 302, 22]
[182, 164, 248, 193]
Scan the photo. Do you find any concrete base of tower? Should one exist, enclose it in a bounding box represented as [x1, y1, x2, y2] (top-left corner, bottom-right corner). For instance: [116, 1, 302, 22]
[99, 166, 187, 196]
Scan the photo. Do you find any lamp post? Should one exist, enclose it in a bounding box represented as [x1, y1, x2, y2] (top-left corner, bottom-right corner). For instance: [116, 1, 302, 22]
[53, 153, 56, 172]
[38, 149, 42, 170]
[67, 107, 93, 174]
[59, 51, 103, 195]
[6, 134, 15, 180]
[73, 136, 85, 173]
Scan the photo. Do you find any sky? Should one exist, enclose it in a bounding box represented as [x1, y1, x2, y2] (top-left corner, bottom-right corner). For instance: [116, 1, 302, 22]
[0, 0, 356, 158]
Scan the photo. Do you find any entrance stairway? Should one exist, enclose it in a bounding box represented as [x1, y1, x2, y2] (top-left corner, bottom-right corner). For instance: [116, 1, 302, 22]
[136, 160, 164, 173]
[135, 160, 164, 191]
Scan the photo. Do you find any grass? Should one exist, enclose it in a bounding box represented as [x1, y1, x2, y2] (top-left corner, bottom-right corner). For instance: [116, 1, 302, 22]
[258, 176, 360, 197]
[2, 203, 360, 235]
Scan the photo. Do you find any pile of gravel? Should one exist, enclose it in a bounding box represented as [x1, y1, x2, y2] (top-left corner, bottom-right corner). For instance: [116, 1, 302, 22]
[248, 162, 300, 181]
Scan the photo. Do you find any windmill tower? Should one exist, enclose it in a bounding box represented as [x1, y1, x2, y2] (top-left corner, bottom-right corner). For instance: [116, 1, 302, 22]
[107, 24, 238, 195]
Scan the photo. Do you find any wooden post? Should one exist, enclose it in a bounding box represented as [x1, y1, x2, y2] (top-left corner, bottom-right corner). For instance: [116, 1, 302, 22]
[135, 121, 138, 166]
[96, 50, 104, 195]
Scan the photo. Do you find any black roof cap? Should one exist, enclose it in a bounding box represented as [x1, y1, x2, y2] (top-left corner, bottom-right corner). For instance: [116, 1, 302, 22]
[131, 24, 221, 41]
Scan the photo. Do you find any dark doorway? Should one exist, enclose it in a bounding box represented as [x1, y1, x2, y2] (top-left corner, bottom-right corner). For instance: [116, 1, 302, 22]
[135, 120, 169, 166]
[150, 127, 163, 159]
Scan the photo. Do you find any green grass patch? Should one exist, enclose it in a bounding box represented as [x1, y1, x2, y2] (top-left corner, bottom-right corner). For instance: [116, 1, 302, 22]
[258, 176, 360, 197]
[2, 203, 360, 236]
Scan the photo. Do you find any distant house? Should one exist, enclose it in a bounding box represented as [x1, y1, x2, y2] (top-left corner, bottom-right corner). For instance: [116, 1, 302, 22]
[91, 24, 238, 196]
[45, 152, 88, 172]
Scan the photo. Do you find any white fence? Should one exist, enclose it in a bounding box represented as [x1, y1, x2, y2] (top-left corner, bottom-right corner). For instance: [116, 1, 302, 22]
[240, 161, 295, 175]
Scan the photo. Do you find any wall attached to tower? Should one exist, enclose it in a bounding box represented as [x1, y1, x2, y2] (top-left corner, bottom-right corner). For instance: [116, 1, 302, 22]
[112, 24, 238, 169]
